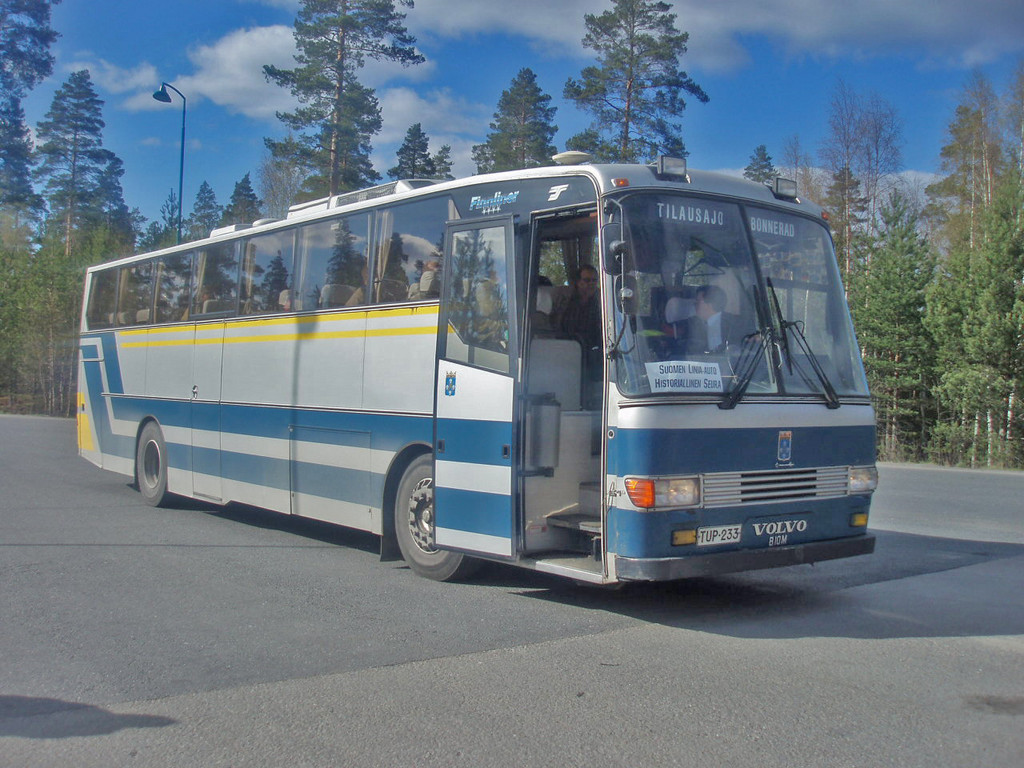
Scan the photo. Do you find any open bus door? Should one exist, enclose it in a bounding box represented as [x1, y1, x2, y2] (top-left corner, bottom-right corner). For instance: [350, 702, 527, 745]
[432, 217, 520, 561]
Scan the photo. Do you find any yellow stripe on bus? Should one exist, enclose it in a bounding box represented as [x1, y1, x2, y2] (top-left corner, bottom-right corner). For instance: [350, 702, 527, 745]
[117, 306, 439, 348]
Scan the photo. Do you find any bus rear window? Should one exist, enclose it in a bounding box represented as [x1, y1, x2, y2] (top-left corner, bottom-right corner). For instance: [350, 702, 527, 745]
[86, 270, 118, 330]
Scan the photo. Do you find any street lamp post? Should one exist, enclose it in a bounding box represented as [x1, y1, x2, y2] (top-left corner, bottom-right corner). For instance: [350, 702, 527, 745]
[152, 82, 186, 243]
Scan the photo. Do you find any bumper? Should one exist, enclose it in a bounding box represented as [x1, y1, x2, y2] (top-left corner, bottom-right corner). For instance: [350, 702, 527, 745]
[614, 533, 876, 582]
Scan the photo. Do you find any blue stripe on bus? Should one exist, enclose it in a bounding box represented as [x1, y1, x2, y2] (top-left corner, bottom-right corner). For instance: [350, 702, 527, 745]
[99, 333, 124, 394]
[608, 424, 875, 475]
[434, 486, 514, 539]
[93, 392, 431, 508]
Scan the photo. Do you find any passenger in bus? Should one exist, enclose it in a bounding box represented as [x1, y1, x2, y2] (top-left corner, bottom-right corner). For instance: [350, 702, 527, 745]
[409, 259, 440, 300]
[558, 264, 601, 350]
[278, 289, 293, 311]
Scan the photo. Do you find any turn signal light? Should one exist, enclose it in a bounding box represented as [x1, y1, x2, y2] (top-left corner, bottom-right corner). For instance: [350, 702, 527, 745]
[850, 512, 869, 528]
[624, 478, 656, 509]
[623, 477, 701, 510]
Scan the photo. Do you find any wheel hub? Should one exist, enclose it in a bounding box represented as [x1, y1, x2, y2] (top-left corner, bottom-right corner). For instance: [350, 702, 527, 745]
[407, 477, 436, 553]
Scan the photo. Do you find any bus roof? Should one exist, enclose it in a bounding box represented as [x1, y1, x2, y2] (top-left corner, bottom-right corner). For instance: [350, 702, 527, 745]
[87, 160, 825, 272]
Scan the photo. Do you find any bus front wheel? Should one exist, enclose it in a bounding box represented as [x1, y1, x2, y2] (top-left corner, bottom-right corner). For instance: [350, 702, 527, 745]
[136, 421, 171, 507]
[394, 455, 480, 581]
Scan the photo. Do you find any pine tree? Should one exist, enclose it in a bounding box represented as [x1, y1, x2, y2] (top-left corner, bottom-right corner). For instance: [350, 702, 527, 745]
[388, 123, 433, 179]
[34, 69, 130, 259]
[743, 145, 777, 184]
[186, 181, 223, 241]
[473, 68, 557, 173]
[264, 0, 423, 197]
[563, 0, 707, 162]
[0, 97, 39, 210]
[220, 173, 262, 227]
[1, 0, 61, 213]
[0, 0, 61, 98]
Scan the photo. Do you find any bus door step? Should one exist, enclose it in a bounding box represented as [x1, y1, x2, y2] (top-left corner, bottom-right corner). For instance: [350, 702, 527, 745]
[545, 513, 601, 535]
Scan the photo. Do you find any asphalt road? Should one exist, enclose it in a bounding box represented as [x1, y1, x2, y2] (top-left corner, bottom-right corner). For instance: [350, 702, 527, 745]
[1, 415, 1022, 767]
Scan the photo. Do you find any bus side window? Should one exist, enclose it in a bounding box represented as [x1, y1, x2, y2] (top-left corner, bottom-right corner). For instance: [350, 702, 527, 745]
[193, 241, 239, 317]
[118, 260, 154, 326]
[296, 215, 368, 310]
[240, 229, 295, 315]
[374, 197, 449, 305]
[155, 252, 192, 323]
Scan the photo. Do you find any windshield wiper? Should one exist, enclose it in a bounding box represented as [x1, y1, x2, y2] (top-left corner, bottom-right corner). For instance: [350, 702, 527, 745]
[765, 278, 840, 409]
[719, 331, 770, 410]
[783, 318, 841, 408]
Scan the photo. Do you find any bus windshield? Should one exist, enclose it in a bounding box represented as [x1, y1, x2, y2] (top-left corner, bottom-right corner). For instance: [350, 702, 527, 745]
[610, 192, 869, 403]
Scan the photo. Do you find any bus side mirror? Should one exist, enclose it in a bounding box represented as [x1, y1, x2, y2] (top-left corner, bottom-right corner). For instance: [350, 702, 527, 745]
[602, 223, 627, 271]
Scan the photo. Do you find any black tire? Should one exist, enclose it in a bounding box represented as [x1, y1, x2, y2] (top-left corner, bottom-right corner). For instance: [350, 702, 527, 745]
[394, 454, 480, 581]
[136, 421, 171, 507]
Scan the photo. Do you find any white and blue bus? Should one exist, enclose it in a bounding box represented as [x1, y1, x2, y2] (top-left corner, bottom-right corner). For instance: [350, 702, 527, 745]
[77, 154, 876, 584]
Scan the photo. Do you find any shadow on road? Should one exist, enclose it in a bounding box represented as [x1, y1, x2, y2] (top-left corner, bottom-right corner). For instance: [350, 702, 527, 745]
[477, 529, 1024, 641]
[0, 696, 176, 739]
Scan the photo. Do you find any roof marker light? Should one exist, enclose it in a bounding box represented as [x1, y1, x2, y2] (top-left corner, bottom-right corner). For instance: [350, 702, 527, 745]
[772, 177, 799, 200]
[656, 155, 689, 182]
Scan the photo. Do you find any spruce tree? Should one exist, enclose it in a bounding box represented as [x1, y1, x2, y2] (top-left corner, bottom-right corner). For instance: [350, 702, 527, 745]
[264, 0, 423, 197]
[743, 145, 777, 184]
[849, 192, 935, 460]
[563, 0, 707, 162]
[824, 165, 869, 279]
[473, 68, 557, 173]
[186, 181, 223, 241]
[220, 173, 262, 228]
[430, 144, 454, 180]
[388, 123, 433, 179]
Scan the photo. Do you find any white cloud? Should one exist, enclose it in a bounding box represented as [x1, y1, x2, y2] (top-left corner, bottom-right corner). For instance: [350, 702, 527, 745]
[376, 86, 490, 177]
[378, 86, 488, 143]
[115, 25, 297, 119]
[67, 59, 160, 94]
[177, 25, 299, 119]
[408, 0, 1024, 72]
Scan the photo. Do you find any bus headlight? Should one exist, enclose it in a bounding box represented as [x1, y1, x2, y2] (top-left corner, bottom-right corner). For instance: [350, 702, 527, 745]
[624, 476, 700, 510]
[848, 465, 878, 494]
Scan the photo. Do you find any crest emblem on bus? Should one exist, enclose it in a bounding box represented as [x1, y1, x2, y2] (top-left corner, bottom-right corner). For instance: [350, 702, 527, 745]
[444, 371, 457, 397]
[777, 430, 793, 464]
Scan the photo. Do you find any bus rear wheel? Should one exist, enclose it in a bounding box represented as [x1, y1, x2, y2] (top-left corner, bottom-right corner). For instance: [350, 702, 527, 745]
[394, 454, 480, 581]
[136, 421, 171, 507]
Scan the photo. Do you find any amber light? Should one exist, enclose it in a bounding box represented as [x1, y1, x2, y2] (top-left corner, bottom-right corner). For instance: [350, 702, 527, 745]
[624, 478, 656, 509]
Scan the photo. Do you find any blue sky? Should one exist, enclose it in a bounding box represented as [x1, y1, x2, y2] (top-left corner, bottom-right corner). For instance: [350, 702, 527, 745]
[21, 0, 1024, 224]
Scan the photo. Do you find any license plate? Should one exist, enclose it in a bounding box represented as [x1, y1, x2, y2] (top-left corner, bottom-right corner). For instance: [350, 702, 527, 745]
[696, 524, 742, 546]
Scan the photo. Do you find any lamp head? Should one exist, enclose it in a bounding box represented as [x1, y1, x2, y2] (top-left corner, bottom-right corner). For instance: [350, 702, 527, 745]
[152, 84, 172, 103]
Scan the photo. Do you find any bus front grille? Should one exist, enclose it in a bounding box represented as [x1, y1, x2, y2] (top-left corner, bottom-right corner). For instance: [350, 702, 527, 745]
[702, 466, 849, 508]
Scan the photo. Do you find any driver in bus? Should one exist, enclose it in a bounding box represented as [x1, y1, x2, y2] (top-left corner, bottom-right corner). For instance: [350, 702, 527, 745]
[685, 284, 744, 355]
